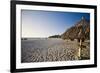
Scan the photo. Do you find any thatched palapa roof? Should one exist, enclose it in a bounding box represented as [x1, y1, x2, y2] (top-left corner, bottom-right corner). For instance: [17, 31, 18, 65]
[61, 17, 90, 40]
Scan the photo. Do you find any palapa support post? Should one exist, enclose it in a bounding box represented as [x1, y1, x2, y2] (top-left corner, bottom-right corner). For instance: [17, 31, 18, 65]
[78, 39, 82, 59]
[77, 16, 86, 60]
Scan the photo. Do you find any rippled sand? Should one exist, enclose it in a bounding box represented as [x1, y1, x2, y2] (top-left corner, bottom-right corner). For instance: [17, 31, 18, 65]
[21, 38, 90, 63]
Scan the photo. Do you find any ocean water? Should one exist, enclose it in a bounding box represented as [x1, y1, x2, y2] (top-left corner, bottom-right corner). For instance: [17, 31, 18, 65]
[21, 38, 65, 49]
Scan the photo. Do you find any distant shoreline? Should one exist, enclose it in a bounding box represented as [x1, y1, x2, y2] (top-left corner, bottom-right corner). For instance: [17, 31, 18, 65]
[21, 38, 63, 40]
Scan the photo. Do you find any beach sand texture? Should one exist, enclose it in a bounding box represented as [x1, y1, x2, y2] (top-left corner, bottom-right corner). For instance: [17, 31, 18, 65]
[21, 38, 90, 63]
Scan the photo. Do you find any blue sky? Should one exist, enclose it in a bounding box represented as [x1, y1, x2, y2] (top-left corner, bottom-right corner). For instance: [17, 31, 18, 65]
[21, 10, 90, 38]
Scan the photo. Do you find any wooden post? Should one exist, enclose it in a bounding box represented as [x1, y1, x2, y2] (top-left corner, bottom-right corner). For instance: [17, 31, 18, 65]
[78, 39, 82, 59]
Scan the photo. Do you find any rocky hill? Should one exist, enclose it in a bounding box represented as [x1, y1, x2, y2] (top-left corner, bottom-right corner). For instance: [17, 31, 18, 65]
[48, 35, 61, 38]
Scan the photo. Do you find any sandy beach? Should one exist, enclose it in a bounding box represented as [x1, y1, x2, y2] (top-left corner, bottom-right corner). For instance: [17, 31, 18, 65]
[21, 38, 90, 63]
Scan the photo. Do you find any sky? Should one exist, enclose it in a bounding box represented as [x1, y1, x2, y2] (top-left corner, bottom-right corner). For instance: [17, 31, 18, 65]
[21, 10, 90, 38]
